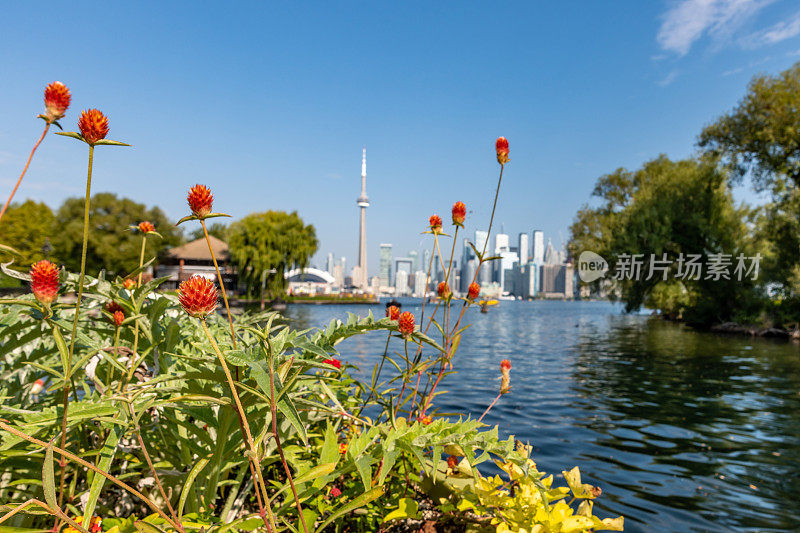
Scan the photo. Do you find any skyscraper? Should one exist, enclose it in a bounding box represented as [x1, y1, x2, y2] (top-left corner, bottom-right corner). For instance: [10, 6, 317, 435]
[326, 252, 334, 275]
[408, 250, 419, 272]
[379, 244, 393, 287]
[533, 230, 544, 264]
[474, 230, 488, 256]
[356, 148, 369, 289]
[495, 233, 509, 254]
[518, 233, 529, 264]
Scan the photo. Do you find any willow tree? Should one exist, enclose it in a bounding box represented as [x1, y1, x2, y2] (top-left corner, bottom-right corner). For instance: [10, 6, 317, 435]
[227, 210, 318, 306]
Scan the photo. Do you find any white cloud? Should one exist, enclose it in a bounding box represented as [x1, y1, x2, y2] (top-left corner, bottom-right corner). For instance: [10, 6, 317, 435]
[657, 70, 680, 85]
[657, 0, 773, 56]
[748, 11, 800, 44]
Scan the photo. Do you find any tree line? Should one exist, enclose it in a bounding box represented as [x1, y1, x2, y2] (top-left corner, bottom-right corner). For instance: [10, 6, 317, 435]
[569, 61, 800, 329]
[0, 194, 317, 301]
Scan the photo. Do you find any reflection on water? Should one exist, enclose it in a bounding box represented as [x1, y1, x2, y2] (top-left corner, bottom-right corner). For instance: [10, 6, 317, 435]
[278, 300, 800, 532]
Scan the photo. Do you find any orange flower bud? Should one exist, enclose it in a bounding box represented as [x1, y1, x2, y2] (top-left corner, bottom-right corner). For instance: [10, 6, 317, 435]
[398, 311, 415, 338]
[138, 221, 155, 234]
[113, 310, 125, 327]
[437, 281, 451, 299]
[468, 282, 480, 300]
[187, 184, 214, 218]
[178, 275, 218, 318]
[123, 278, 136, 290]
[339, 442, 348, 454]
[31, 378, 45, 395]
[78, 109, 109, 145]
[30, 260, 59, 306]
[500, 359, 511, 394]
[451, 201, 466, 225]
[43, 81, 71, 122]
[446, 455, 459, 469]
[429, 214, 443, 234]
[386, 305, 400, 321]
[495, 136, 509, 165]
[418, 415, 432, 425]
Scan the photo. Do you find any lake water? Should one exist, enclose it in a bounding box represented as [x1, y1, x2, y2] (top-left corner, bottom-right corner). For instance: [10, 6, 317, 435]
[280, 299, 800, 532]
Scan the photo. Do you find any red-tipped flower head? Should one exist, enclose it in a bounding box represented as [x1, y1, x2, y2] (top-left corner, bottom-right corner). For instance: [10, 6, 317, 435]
[113, 310, 125, 327]
[30, 260, 59, 306]
[398, 311, 415, 338]
[31, 378, 45, 395]
[178, 275, 218, 318]
[500, 359, 511, 394]
[43, 82, 71, 122]
[447, 455, 459, 469]
[468, 282, 480, 300]
[138, 221, 155, 234]
[495, 137, 509, 165]
[386, 305, 400, 321]
[322, 358, 342, 369]
[429, 214, 443, 234]
[78, 109, 109, 145]
[123, 278, 136, 290]
[105, 301, 124, 315]
[451, 201, 466, 225]
[188, 184, 214, 218]
[437, 281, 451, 299]
[329, 487, 342, 498]
[418, 415, 433, 425]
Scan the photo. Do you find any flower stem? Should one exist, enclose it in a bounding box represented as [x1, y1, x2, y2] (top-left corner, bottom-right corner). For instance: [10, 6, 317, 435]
[265, 336, 309, 533]
[201, 219, 236, 348]
[130, 235, 147, 367]
[0, 421, 180, 530]
[59, 144, 94, 509]
[0, 123, 49, 225]
[200, 319, 277, 532]
[478, 392, 503, 423]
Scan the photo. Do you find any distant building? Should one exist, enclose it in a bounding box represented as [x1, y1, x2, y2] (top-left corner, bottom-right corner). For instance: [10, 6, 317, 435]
[539, 264, 574, 298]
[408, 250, 419, 272]
[518, 233, 529, 265]
[533, 230, 544, 264]
[413, 270, 428, 297]
[370, 275, 381, 294]
[544, 239, 559, 265]
[326, 252, 334, 275]
[395, 269, 409, 296]
[332, 264, 344, 288]
[379, 243, 392, 287]
[515, 263, 538, 298]
[157, 235, 236, 292]
[495, 233, 509, 253]
[394, 257, 413, 286]
[474, 230, 488, 256]
[285, 268, 336, 295]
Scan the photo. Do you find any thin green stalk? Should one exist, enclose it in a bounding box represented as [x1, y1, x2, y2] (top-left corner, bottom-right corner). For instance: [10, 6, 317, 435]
[201, 219, 236, 348]
[59, 145, 94, 509]
[130, 235, 147, 363]
[266, 336, 309, 533]
[200, 320, 277, 533]
[108, 326, 121, 387]
[355, 332, 392, 419]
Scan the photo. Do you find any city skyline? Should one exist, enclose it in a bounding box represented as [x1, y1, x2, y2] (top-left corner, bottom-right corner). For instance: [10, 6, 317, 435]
[2, 2, 800, 276]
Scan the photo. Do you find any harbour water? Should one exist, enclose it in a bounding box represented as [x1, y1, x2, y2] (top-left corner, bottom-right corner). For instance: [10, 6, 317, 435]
[280, 299, 800, 532]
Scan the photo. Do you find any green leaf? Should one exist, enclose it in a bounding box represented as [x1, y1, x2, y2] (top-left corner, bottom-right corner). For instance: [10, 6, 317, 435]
[42, 441, 57, 510]
[383, 497, 419, 522]
[54, 131, 85, 142]
[92, 139, 131, 147]
[314, 486, 385, 533]
[178, 456, 210, 519]
[82, 425, 122, 524]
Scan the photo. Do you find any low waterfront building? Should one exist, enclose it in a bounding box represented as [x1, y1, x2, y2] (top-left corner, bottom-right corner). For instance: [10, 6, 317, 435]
[285, 267, 336, 296]
[157, 235, 237, 292]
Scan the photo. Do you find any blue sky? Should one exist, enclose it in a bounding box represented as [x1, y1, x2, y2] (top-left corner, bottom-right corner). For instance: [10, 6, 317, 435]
[2, 1, 800, 275]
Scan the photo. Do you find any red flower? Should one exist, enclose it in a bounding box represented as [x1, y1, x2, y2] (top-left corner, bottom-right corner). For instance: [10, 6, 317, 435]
[31, 378, 45, 395]
[418, 415, 432, 425]
[500, 359, 511, 394]
[386, 305, 400, 321]
[123, 278, 136, 290]
[429, 214, 443, 234]
[398, 312, 415, 338]
[323, 358, 342, 369]
[187, 184, 214, 218]
[451, 201, 466, 225]
[43, 81, 71, 122]
[78, 109, 109, 145]
[468, 282, 480, 300]
[138, 221, 155, 234]
[112, 310, 125, 327]
[329, 487, 342, 498]
[437, 281, 451, 299]
[339, 442, 348, 454]
[30, 260, 59, 305]
[447, 455, 459, 469]
[178, 275, 218, 318]
[495, 136, 509, 165]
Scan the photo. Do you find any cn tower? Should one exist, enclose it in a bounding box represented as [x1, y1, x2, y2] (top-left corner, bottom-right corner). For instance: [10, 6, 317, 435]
[356, 147, 369, 289]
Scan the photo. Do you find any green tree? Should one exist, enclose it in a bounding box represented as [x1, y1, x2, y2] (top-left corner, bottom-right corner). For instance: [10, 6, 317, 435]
[227, 211, 318, 306]
[569, 156, 762, 326]
[51, 193, 183, 276]
[0, 200, 56, 272]
[699, 62, 800, 302]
